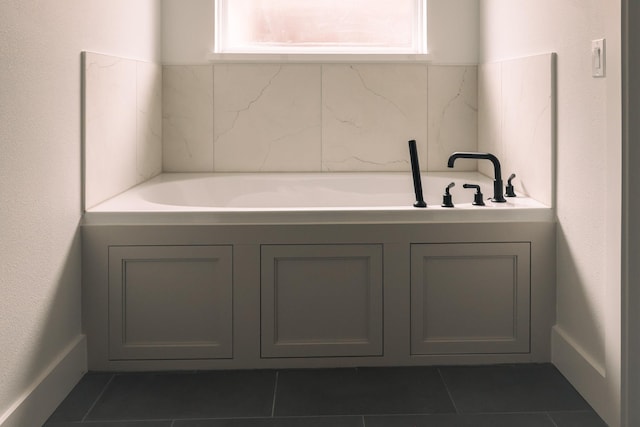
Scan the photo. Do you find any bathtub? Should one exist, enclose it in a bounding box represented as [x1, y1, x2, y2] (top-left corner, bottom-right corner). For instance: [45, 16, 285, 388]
[84, 171, 552, 225]
[82, 170, 556, 370]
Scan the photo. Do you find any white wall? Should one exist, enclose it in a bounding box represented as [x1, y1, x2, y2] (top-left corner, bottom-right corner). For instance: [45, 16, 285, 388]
[0, 1, 161, 425]
[162, 0, 479, 65]
[479, 1, 621, 425]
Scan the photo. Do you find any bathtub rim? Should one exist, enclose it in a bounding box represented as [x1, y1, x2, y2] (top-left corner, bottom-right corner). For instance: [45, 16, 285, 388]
[83, 171, 554, 225]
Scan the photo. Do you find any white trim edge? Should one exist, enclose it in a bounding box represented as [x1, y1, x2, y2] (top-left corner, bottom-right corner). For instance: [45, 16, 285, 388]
[0, 335, 87, 427]
[551, 326, 608, 421]
[206, 53, 432, 64]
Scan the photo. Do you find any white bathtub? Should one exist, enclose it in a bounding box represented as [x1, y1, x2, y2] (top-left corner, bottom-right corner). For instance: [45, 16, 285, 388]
[82, 171, 557, 370]
[84, 172, 552, 225]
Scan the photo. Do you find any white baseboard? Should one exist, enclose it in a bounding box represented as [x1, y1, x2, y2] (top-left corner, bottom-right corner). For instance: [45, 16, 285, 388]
[551, 325, 609, 421]
[0, 335, 87, 427]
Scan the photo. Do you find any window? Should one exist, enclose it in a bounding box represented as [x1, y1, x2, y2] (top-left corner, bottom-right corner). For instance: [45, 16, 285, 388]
[214, 0, 427, 56]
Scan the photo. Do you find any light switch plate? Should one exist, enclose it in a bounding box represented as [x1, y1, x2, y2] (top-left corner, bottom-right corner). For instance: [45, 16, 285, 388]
[592, 38, 606, 78]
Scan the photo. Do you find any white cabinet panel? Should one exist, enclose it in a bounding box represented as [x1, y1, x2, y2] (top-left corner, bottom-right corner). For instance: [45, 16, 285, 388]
[108, 245, 233, 360]
[261, 244, 383, 358]
[411, 243, 530, 355]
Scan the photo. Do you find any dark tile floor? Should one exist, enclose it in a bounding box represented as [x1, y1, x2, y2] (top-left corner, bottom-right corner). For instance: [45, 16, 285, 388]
[44, 364, 607, 427]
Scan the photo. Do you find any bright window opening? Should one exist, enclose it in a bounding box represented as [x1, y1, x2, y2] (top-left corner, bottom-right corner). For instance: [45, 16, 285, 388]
[214, 0, 427, 55]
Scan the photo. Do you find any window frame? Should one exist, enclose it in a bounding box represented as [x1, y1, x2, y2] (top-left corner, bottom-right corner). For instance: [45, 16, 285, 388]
[210, 0, 430, 63]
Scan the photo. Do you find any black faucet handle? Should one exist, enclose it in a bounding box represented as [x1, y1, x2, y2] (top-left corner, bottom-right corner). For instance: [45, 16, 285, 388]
[442, 182, 455, 208]
[506, 173, 516, 197]
[463, 183, 485, 206]
[445, 182, 455, 194]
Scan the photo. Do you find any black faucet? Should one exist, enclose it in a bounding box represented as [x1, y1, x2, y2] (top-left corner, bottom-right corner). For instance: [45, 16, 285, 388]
[447, 152, 506, 202]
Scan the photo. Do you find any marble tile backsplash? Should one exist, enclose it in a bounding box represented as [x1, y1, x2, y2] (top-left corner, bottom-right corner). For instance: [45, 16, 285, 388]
[83, 52, 161, 209]
[214, 64, 322, 172]
[428, 66, 478, 171]
[83, 53, 555, 207]
[478, 53, 555, 206]
[161, 64, 476, 173]
[163, 65, 214, 171]
[322, 64, 428, 171]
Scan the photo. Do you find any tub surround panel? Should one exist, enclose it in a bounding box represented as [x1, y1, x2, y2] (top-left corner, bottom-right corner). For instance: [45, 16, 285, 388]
[411, 243, 531, 355]
[160, 63, 473, 173]
[322, 64, 428, 172]
[501, 54, 555, 207]
[136, 61, 163, 181]
[427, 66, 478, 171]
[83, 53, 555, 207]
[162, 65, 214, 172]
[214, 64, 322, 171]
[82, 221, 556, 371]
[478, 61, 502, 170]
[478, 53, 555, 206]
[83, 52, 162, 210]
[108, 245, 233, 360]
[261, 244, 383, 358]
[157, 57, 554, 190]
[84, 53, 137, 209]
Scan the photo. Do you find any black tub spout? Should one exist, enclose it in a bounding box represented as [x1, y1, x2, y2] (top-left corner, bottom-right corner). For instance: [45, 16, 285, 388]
[447, 152, 506, 203]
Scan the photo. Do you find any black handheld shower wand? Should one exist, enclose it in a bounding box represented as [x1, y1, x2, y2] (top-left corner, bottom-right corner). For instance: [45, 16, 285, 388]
[408, 140, 426, 208]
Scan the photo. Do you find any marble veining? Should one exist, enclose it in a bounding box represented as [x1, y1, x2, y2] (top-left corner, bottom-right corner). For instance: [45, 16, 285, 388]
[160, 63, 481, 173]
[350, 66, 409, 120]
[322, 64, 428, 172]
[428, 66, 478, 171]
[213, 65, 284, 146]
[214, 64, 321, 171]
[478, 62, 503, 170]
[162, 65, 214, 172]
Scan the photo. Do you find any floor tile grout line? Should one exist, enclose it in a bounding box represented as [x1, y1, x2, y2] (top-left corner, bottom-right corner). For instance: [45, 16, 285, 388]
[547, 409, 601, 414]
[74, 416, 175, 424]
[61, 367, 601, 424]
[437, 367, 460, 414]
[80, 373, 116, 422]
[546, 412, 561, 427]
[363, 410, 560, 417]
[271, 370, 279, 417]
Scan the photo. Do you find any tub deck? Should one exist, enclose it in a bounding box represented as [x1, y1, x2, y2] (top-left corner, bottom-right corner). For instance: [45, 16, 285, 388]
[84, 172, 552, 225]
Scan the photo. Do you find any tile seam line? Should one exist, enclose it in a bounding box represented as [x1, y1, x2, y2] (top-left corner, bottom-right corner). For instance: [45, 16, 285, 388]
[546, 411, 561, 427]
[437, 367, 460, 414]
[269, 411, 457, 418]
[81, 374, 116, 422]
[169, 414, 367, 421]
[363, 410, 564, 417]
[271, 370, 279, 417]
[77, 416, 175, 422]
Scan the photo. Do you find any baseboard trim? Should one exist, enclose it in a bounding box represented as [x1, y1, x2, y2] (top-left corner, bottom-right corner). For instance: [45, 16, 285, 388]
[551, 325, 608, 419]
[0, 335, 87, 427]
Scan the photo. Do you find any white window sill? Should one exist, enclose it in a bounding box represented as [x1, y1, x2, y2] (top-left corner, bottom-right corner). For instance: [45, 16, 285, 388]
[206, 53, 432, 64]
